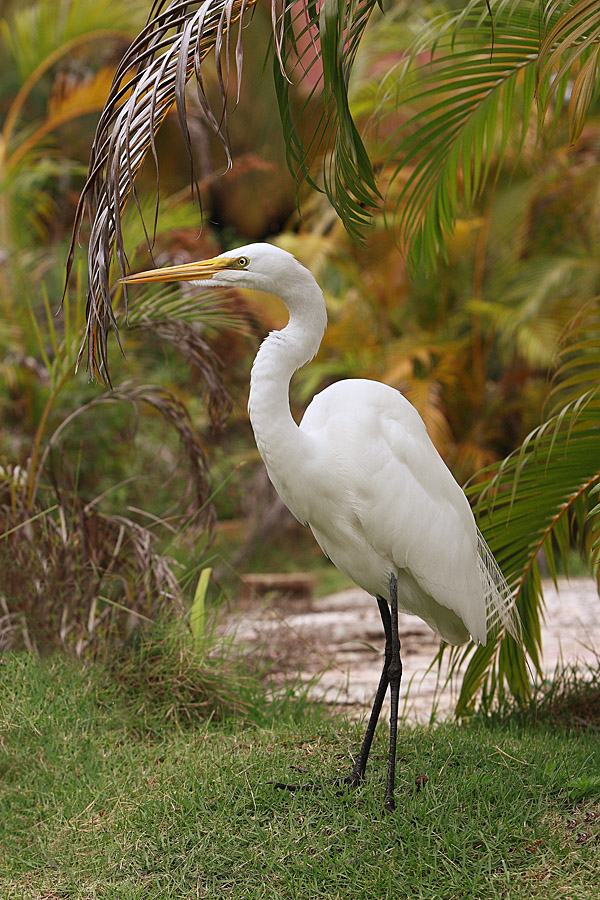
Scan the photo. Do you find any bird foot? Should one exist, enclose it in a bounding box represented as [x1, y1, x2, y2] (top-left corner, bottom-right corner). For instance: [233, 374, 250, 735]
[271, 781, 321, 793]
[383, 795, 396, 813]
[339, 771, 363, 789]
[270, 770, 362, 796]
[270, 774, 398, 814]
[269, 766, 322, 793]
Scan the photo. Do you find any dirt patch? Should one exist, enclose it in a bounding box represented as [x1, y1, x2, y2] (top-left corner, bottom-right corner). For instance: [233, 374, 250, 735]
[223, 578, 600, 721]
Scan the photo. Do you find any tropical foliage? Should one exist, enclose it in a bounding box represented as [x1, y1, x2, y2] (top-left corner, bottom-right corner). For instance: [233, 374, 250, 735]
[0, 0, 242, 651]
[451, 310, 600, 713]
[3, 0, 599, 709]
[377, 0, 600, 708]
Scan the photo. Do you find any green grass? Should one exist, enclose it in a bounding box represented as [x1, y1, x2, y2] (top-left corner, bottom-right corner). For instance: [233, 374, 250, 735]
[1, 652, 599, 899]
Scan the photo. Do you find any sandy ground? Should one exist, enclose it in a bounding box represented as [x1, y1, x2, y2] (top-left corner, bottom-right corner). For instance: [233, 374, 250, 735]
[224, 578, 600, 721]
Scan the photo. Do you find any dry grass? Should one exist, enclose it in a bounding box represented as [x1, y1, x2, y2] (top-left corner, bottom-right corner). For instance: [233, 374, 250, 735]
[0, 485, 182, 655]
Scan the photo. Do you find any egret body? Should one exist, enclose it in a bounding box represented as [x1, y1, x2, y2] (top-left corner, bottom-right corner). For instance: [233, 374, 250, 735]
[122, 242, 517, 810]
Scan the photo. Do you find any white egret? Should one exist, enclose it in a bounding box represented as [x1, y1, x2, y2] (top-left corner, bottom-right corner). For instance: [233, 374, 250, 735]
[122, 242, 518, 811]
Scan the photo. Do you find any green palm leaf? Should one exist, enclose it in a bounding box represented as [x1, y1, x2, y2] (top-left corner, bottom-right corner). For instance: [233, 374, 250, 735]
[383, 0, 600, 271]
[452, 310, 600, 713]
[273, 0, 381, 241]
[384, 4, 544, 270]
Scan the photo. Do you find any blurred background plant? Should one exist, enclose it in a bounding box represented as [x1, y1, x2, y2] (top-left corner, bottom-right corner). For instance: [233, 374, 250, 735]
[1, 0, 598, 714]
[271, 0, 600, 711]
[0, 0, 249, 652]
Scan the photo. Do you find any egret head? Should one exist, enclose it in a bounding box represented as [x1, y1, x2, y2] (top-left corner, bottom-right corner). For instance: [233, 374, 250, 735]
[120, 242, 314, 301]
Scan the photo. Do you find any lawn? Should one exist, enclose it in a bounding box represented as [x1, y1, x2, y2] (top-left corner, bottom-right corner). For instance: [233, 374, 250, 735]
[1, 652, 599, 899]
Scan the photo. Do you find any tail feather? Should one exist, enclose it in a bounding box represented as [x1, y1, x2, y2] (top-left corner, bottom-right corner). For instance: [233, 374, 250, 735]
[477, 528, 521, 642]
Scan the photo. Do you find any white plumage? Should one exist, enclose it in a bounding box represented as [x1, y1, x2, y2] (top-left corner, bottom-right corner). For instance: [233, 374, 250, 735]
[296, 378, 485, 645]
[122, 241, 518, 810]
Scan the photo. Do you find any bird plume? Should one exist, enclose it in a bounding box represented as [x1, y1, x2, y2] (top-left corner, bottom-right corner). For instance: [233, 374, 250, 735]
[477, 526, 521, 642]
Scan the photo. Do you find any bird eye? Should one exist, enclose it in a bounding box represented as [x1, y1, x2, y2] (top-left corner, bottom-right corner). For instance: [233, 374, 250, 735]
[236, 256, 249, 268]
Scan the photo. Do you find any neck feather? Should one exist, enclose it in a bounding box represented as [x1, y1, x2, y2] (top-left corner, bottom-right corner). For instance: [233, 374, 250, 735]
[247, 283, 327, 509]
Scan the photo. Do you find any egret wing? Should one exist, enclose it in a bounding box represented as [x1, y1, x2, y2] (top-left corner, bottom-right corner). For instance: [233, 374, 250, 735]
[301, 379, 487, 642]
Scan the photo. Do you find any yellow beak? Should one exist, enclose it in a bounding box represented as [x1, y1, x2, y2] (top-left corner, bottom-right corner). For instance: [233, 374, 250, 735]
[120, 256, 235, 284]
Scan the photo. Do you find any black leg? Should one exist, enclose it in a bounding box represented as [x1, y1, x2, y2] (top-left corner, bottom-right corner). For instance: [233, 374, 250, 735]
[383, 571, 402, 812]
[273, 574, 403, 808]
[345, 595, 392, 786]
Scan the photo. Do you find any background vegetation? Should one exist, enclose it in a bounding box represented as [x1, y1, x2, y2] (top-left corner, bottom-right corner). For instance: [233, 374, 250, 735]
[1, 2, 600, 896]
[1, 0, 599, 700]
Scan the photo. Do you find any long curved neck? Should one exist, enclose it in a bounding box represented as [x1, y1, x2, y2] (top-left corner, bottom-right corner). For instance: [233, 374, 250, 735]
[248, 281, 327, 490]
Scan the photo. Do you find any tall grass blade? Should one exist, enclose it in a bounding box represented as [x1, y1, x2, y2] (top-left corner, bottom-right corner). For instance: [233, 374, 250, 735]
[190, 566, 212, 645]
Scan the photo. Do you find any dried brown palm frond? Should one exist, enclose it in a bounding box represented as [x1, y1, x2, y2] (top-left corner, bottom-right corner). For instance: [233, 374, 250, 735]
[131, 317, 233, 430]
[27, 379, 216, 528]
[68, 0, 259, 382]
[0, 371, 219, 651]
[89, 380, 218, 527]
[66, 0, 381, 383]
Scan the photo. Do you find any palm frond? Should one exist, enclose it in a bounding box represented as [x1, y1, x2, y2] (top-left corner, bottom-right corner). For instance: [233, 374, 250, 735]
[125, 282, 248, 332]
[67, 0, 382, 381]
[548, 307, 600, 411]
[382, 0, 600, 271]
[468, 254, 597, 367]
[85, 380, 217, 526]
[273, 0, 381, 241]
[537, 0, 600, 140]
[453, 308, 600, 713]
[476, 397, 600, 586]
[67, 0, 258, 383]
[384, 4, 543, 270]
[461, 396, 600, 711]
[129, 318, 233, 430]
